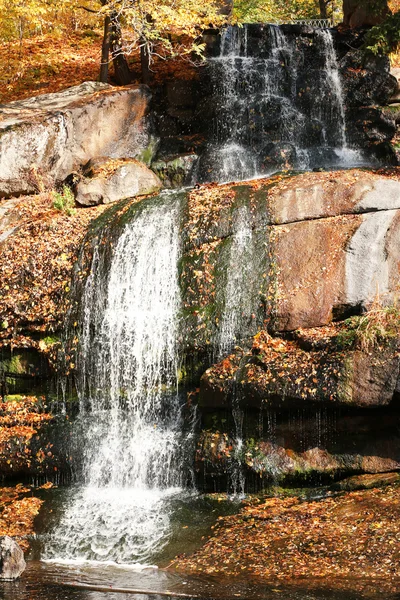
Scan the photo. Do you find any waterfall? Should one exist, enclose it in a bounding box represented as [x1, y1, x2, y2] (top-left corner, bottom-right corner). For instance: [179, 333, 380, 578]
[44, 195, 192, 564]
[197, 24, 366, 183]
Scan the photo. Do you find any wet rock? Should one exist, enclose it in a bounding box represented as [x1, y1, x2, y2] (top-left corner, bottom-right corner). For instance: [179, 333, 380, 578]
[74, 158, 162, 206]
[299, 118, 324, 147]
[0, 82, 152, 198]
[196, 432, 400, 488]
[370, 141, 399, 166]
[340, 49, 397, 108]
[343, 69, 398, 108]
[156, 135, 205, 160]
[260, 142, 297, 171]
[0, 348, 51, 395]
[346, 107, 396, 147]
[0, 536, 26, 580]
[152, 154, 198, 188]
[195, 144, 258, 184]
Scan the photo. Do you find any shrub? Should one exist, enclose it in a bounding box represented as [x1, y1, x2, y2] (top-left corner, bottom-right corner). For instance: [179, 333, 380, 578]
[52, 185, 76, 216]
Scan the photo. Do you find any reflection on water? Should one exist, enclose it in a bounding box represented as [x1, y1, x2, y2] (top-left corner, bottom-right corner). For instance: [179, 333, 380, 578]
[1, 561, 399, 600]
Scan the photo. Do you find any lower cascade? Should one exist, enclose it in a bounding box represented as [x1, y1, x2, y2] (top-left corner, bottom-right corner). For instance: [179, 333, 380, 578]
[44, 195, 193, 564]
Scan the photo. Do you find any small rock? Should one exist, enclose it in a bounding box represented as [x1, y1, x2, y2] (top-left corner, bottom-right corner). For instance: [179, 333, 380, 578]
[0, 536, 26, 580]
[74, 158, 162, 206]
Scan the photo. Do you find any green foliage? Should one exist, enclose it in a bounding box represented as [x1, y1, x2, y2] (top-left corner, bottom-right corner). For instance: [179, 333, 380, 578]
[233, 0, 342, 23]
[52, 185, 76, 216]
[234, 0, 317, 22]
[336, 303, 400, 351]
[363, 11, 400, 55]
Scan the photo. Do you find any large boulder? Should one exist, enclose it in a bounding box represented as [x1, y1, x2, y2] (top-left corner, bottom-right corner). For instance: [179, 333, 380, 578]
[74, 157, 162, 206]
[0, 537, 26, 580]
[340, 58, 398, 108]
[0, 82, 153, 198]
[271, 176, 400, 330]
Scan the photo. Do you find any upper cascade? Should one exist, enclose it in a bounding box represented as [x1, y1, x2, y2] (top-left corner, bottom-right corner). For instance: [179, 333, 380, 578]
[197, 24, 366, 183]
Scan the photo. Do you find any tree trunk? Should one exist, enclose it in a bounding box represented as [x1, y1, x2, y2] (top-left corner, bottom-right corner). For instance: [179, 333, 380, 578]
[110, 13, 132, 86]
[140, 42, 152, 85]
[319, 0, 328, 18]
[343, 0, 390, 27]
[99, 15, 111, 83]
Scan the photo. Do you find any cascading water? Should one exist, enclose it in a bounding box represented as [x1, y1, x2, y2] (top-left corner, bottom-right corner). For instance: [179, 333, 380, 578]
[197, 24, 366, 183]
[44, 195, 193, 564]
[216, 204, 264, 496]
[217, 205, 255, 358]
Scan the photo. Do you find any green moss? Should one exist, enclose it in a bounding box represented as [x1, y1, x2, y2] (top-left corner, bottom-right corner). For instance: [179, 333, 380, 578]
[137, 136, 159, 166]
[8, 355, 24, 375]
[338, 305, 400, 352]
[52, 185, 76, 216]
[363, 11, 400, 56]
[41, 335, 60, 347]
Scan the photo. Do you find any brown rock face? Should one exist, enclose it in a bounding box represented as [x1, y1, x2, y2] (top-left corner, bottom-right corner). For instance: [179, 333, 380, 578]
[269, 173, 400, 331]
[343, 0, 390, 28]
[272, 215, 360, 331]
[181, 170, 400, 358]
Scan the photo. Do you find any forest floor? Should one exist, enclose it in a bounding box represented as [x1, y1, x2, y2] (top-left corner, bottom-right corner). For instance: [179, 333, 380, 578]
[0, 31, 102, 104]
[169, 480, 400, 594]
[0, 30, 196, 104]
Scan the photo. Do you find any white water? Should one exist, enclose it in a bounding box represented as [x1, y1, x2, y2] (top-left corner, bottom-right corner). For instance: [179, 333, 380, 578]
[217, 206, 258, 497]
[45, 196, 191, 564]
[315, 30, 347, 149]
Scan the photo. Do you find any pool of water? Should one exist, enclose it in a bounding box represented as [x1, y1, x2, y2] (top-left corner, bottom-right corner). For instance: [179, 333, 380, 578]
[3, 487, 399, 600]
